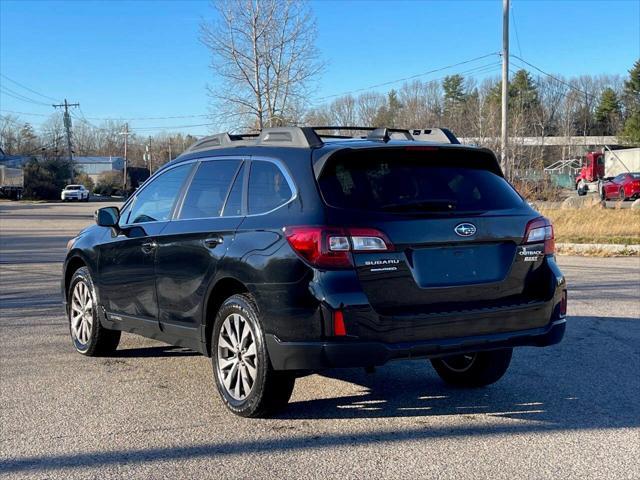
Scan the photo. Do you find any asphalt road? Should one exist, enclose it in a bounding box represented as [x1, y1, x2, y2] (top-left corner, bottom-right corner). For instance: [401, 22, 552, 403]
[1, 201, 639, 479]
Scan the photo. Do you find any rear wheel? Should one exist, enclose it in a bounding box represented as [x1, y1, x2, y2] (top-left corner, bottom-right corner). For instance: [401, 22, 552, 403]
[619, 188, 626, 201]
[212, 293, 295, 417]
[68, 267, 121, 356]
[431, 348, 512, 387]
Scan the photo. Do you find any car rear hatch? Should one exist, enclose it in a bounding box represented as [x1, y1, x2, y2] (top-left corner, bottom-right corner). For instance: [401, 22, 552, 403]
[314, 145, 555, 341]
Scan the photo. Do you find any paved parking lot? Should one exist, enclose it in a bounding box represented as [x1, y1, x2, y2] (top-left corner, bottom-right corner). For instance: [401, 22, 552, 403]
[1, 200, 639, 479]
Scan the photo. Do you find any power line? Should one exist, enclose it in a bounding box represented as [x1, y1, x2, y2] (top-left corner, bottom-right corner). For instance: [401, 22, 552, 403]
[509, 54, 597, 102]
[0, 86, 52, 106]
[0, 109, 52, 117]
[313, 52, 501, 102]
[510, 2, 523, 58]
[79, 113, 211, 121]
[130, 122, 216, 131]
[0, 74, 60, 102]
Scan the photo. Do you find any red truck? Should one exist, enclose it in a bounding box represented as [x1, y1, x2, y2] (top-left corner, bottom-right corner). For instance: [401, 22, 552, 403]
[575, 148, 640, 198]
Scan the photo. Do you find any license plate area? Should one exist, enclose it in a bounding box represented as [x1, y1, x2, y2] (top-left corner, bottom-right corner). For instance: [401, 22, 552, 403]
[410, 243, 515, 288]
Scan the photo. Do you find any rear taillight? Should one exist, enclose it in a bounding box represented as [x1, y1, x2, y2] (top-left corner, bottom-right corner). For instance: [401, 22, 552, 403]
[559, 290, 567, 317]
[284, 226, 393, 269]
[523, 217, 555, 255]
[333, 310, 347, 336]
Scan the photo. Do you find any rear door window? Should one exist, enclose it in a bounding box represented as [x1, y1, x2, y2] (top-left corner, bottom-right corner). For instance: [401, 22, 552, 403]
[247, 160, 293, 215]
[318, 151, 524, 213]
[179, 160, 241, 219]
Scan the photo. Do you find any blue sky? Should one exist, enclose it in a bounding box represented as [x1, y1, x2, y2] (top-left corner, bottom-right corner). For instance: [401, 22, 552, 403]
[1, 0, 638, 135]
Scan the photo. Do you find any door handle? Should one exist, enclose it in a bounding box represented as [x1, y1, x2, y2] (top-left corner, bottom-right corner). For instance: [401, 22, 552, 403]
[204, 236, 223, 248]
[141, 240, 158, 254]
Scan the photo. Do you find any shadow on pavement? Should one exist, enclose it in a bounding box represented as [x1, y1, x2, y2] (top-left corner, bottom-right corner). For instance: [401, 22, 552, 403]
[111, 345, 200, 358]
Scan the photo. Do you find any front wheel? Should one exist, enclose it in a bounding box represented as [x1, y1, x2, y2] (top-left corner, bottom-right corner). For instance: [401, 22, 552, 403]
[619, 188, 626, 201]
[212, 293, 295, 417]
[431, 348, 513, 387]
[68, 267, 121, 356]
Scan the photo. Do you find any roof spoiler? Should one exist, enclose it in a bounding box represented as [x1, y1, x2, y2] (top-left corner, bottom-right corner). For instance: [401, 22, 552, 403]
[410, 128, 460, 144]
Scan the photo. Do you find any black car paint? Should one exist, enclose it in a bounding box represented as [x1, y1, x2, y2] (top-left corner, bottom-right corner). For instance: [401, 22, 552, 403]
[62, 140, 566, 368]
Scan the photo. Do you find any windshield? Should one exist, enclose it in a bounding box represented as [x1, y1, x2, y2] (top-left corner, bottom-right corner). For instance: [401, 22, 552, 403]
[65, 185, 82, 190]
[317, 152, 524, 213]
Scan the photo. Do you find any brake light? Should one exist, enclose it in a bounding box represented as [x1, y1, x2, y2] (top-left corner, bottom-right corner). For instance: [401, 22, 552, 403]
[284, 226, 393, 269]
[333, 310, 347, 336]
[523, 217, 555, 255]
[559, 290, 567, 317]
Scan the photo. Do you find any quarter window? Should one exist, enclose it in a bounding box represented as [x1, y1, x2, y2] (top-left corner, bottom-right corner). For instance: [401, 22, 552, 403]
[126, 164, 191, 224]
[247, 161, 293, 215]
[180, 160, 241, 219]
[222, 163, 245, 217]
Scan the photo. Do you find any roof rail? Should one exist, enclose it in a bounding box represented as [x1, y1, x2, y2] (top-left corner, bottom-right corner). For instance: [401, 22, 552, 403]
[183, 125, 458, 154]
[311, 126, 413, 141]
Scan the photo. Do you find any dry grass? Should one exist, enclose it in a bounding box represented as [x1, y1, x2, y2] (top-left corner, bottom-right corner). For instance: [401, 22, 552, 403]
[537, 207, 640, 245]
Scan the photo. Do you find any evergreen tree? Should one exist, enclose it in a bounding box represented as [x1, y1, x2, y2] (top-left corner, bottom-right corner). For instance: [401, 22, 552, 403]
[443, 75, 466, 106]
[595, 88, 622, 135]
[621, 59, 640, 143]
[373, 90, 403, 127]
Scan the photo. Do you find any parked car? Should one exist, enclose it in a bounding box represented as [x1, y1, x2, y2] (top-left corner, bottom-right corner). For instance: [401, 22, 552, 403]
[61, 127, 567, 418]
[600, 172, 640, 200]
[61, 184, 90, 202]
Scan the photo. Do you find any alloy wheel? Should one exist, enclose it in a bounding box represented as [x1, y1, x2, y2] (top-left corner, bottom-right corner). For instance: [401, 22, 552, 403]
[216, 313, 258, 401]
[70, 280, 94, 346]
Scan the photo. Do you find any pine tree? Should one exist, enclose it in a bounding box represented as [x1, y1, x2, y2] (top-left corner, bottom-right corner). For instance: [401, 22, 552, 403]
[443, 75, 466, 106]
[595, 88, 622, 135]
[621, 59, 640, 144]
[373, 90, 403, 127]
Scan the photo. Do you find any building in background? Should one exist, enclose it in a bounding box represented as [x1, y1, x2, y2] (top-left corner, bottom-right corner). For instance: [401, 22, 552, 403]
[74, 156, 124, 183]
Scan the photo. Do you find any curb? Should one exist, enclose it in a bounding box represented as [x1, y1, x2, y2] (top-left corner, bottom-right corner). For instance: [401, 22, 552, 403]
[556, 243, 640, 255]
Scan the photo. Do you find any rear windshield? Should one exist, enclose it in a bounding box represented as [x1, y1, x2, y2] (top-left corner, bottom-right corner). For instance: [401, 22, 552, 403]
[317, 151, 524, 213]
[66, 185, 81, 190]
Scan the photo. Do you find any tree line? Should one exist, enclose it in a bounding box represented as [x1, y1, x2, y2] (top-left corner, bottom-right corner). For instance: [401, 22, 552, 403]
[2, 0, 639, 186]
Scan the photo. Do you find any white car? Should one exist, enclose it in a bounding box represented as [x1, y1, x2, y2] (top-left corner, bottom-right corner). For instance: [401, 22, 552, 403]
[61, 185, 90, 202]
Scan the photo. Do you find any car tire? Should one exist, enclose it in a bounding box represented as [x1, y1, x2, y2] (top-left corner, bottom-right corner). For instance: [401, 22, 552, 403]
[211, 293, 295, 418]
[431, 348, 513, 387]
[619, 188, 626, 201]
[67, 267, 121, 356]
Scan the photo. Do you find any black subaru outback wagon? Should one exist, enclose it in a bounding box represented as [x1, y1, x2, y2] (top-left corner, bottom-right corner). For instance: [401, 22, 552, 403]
[62, 126, 566, 417]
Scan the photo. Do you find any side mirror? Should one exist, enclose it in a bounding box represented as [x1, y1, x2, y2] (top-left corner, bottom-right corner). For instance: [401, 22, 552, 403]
[95, 206, 120, 228]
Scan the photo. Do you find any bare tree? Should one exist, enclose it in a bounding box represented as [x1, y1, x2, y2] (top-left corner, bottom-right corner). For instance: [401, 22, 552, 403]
[201, 0, 324, 130]
[356, 92, 386, 126]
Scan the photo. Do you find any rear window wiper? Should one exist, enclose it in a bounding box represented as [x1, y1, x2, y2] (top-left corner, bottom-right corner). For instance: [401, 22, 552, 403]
[380, 200, 458, 212]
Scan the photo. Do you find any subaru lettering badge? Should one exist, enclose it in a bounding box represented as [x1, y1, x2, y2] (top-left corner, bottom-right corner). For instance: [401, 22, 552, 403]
[454, 223, 477, 237]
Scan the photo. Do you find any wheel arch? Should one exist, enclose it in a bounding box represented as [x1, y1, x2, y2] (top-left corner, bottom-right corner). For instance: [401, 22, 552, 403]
[203, 276, 250, 357]
[63, 251, 97, 301]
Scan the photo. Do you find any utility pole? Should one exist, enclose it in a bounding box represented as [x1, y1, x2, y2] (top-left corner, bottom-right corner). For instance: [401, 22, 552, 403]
[119, 123, 130, 193]
[168, 138, 172, 163]
[501, 0, 510, 179]
[52, 99, 80, 182]
[144, 136, 153, 175]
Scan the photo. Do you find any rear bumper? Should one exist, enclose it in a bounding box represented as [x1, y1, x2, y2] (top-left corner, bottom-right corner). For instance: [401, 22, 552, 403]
[266, 318, 566, 370]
